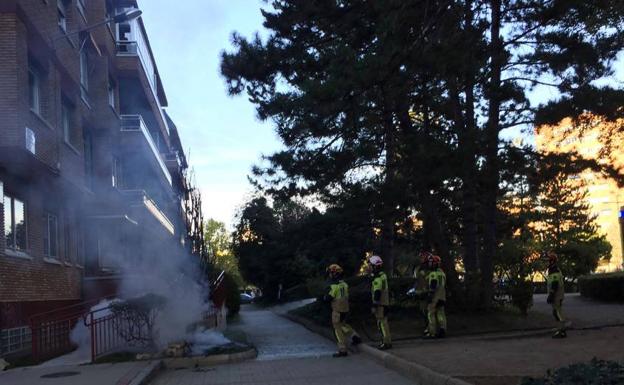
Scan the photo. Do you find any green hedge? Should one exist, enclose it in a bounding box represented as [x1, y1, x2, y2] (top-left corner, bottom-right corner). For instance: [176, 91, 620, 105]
[578, 272, 624, 302]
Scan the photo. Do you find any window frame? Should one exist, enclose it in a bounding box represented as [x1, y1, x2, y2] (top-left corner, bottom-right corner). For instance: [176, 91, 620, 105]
[61, 95, 79, 149]
[108, 76, 116, 108]
[28, 65, 41, 114]
[3, 194, 28, 253]
[43, 212, 59, 259]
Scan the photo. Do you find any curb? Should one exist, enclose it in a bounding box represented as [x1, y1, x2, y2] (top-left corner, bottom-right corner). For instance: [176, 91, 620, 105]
[127, 360, 163, 385]
[163, 348, 257, 369]
[282, 313, 472, 385]
[359, 344, 471, 385]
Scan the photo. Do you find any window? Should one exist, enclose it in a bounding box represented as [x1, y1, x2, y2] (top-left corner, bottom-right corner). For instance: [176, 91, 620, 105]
[64, 220, 72, 262]
[43, 213, 59, 258]
[0, 327, 32, 355]
[108, 77, 116, 108]
[4, 194, 27, 251]
[28, 65, 41, 114]
[57, 0, 67, 32]
[111, 157, 123, 188]
[61, 96, 79, 148]
[83, 128, 94, 190]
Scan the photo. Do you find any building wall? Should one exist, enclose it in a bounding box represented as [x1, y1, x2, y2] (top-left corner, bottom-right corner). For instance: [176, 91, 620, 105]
[536, 117, 624, 272]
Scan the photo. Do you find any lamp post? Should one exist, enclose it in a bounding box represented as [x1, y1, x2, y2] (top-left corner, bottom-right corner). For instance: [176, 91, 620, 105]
[51, 9, 142, 46]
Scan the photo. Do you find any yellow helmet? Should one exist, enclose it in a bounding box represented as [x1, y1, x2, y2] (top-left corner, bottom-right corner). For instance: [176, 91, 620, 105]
[326, 264, 343, 275]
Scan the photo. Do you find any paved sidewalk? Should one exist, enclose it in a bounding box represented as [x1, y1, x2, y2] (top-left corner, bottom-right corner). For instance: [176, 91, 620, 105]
[150, 305, 418, 385]
[152, 355, 416, 385]
[229, 304, 336, 360]
[0, 360, 157, 385]
[390, 325, 624, 385]
[532, 293, 624, 328]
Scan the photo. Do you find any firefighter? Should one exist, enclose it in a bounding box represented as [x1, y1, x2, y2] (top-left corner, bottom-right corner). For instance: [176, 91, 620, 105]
[369, 255, 392, 350]
[425, 254, 447, 338]
[407, 251, 432, 336]
[546, 251, 567, 338]
[322, 264, 361, 357]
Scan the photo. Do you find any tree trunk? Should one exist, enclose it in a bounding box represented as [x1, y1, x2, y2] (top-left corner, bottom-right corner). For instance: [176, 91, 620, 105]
[481, 0, 503, 309]
[450, 80, 480, 308]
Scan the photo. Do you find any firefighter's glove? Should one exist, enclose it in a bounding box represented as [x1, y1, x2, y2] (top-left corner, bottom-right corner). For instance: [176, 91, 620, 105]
[546, 293, 554, 304]
[406, 288, 417, 297]
[426, 292, 434, 303]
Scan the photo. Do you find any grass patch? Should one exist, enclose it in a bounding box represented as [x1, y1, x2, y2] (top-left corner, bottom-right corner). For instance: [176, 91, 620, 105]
[290, 298, 554, 340]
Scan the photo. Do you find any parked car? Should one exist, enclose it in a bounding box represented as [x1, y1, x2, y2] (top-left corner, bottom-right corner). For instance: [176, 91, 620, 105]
[240, 293, 254, 304]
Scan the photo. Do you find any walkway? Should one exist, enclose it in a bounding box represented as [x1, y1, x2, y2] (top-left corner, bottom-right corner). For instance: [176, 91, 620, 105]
[151, 305, 418, 385]
[532, 293, 624, 328]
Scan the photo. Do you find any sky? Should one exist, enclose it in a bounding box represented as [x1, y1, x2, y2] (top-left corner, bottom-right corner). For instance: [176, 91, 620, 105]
[139, 1, 624, 229]
[139, 0, 279, 229]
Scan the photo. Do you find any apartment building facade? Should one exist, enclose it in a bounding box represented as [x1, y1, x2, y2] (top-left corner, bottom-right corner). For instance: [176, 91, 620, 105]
[0, 0, 191, 356]
[536, 117, 624, 272]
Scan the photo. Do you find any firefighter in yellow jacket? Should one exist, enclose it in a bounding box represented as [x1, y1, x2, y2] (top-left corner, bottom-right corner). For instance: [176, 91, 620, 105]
[425, 254, 447, 338]
[407, 251, 432, 336]
[323, 264, 362, 357]
[369, 255, 392, 350]
[546, 252, 567, 338]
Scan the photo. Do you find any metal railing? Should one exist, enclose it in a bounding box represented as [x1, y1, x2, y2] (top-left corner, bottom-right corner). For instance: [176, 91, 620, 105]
[120, 114, 172, 186]
[29, 296, 115, 362]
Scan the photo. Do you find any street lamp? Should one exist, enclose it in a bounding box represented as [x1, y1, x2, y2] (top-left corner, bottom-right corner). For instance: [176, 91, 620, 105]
[52, 8, 142, 45]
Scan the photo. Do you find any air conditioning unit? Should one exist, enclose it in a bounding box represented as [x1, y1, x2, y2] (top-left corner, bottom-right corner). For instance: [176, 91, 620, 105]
[25, 127, 36, 155]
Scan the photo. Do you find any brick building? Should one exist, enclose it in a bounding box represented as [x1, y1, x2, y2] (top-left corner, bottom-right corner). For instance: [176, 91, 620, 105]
[536, 117, 624, 272]
[0, 0, 191, 356]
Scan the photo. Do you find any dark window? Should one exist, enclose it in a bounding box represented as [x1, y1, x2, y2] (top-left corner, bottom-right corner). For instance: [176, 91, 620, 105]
[61, 96, 80, 148]
[43, 213, 58, 258]
[83, 128, 94, 190]
[28, 65, 41, 113]
[108, 77, 116, 108]
[4, 194, 27, 251]
[112, 156, 123, 188]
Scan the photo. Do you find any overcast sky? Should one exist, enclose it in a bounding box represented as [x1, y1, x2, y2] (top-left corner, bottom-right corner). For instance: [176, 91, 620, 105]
[140, 0, 279, 229]
[140, 1, 624, 229]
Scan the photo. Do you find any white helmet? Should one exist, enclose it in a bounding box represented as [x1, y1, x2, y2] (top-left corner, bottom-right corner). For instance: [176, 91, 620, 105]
[369, 255, 383, 267]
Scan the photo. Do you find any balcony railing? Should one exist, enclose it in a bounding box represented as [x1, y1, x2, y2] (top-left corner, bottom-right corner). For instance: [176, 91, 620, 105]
[121, 189, 175, 235]
[120, 115, 172, 186]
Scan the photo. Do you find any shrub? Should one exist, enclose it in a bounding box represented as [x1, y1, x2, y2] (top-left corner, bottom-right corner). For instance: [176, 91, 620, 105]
[578, 272, 624, 302]
[223, 272, 241, 317]
[520, 358, 624, 385]
[509, 280, 534, 315]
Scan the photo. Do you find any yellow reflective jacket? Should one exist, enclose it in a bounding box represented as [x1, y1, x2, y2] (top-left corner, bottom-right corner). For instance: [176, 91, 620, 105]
[427, 269, 446, 303]
[547, 268, 564, 301]
[371, 272, 390, 306]
[328, 280, 349, 313]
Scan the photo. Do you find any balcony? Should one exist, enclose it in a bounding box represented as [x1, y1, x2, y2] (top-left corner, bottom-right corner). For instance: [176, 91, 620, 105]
[121, 189, 175, 236]
[120, 115, 172, 186]
[115, 15, 169, 135]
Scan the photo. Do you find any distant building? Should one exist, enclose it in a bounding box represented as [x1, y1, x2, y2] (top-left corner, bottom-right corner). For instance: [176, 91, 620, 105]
[0, 0, 194, 357]
[536, 116, 624, 272]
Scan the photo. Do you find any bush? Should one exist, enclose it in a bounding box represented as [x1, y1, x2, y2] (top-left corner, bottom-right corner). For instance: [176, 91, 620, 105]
[520, 359, 624, 385]
[578, 272, 624, 302]
[223, 273, 241, 317]
[509, 280, 534, 315]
